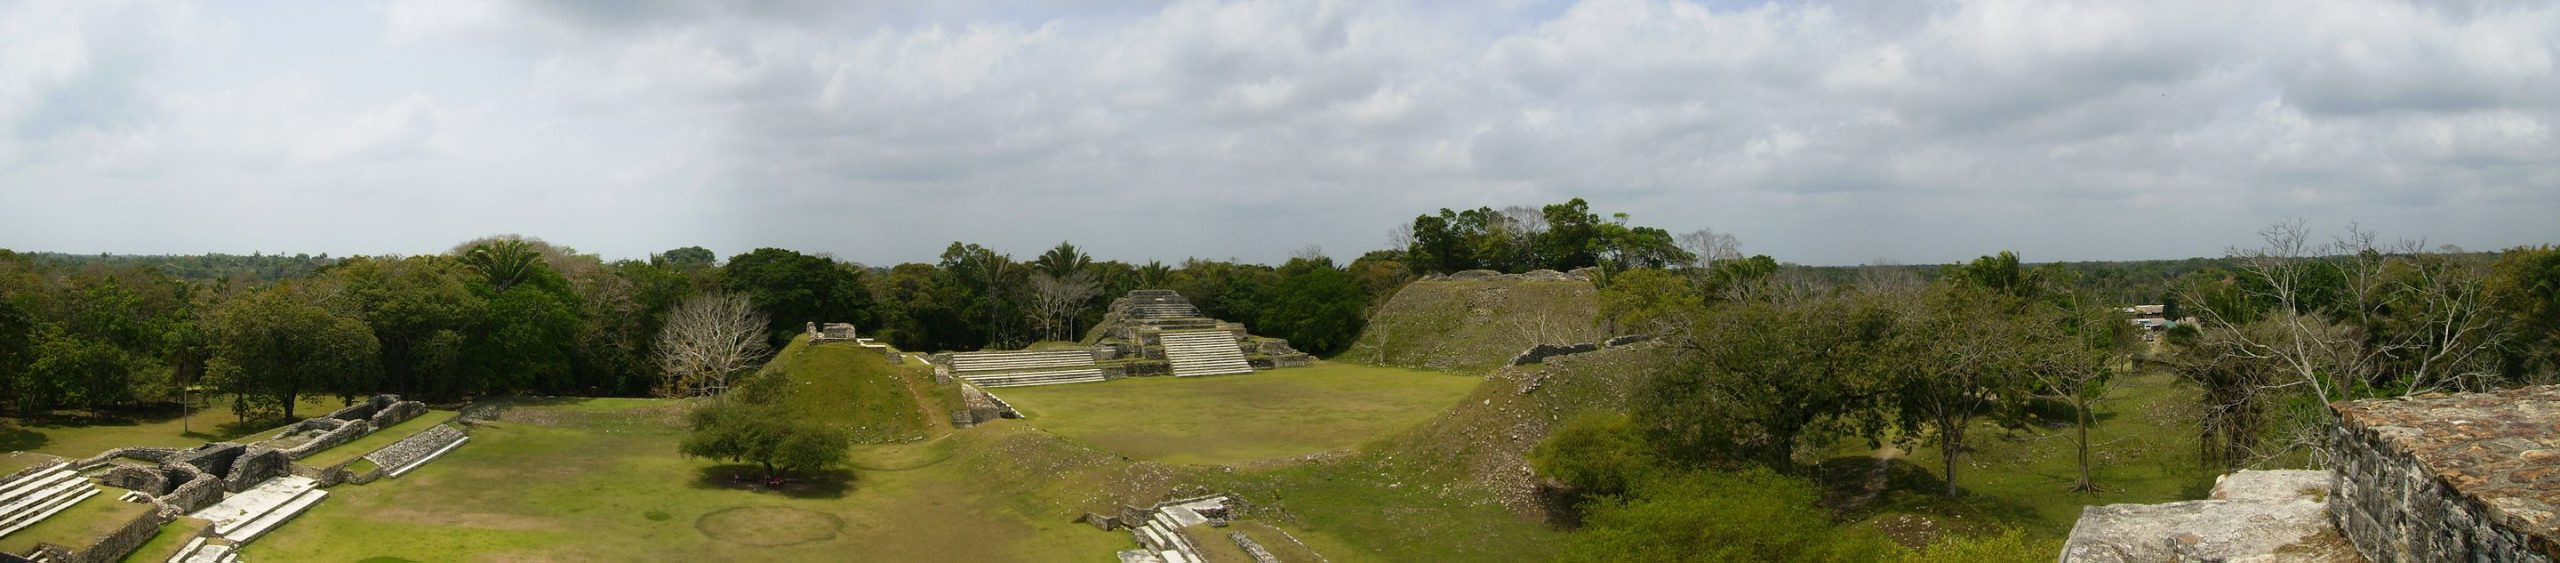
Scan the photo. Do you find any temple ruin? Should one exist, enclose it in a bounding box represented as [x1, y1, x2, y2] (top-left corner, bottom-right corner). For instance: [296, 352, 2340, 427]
[927, 289, 1313, 390]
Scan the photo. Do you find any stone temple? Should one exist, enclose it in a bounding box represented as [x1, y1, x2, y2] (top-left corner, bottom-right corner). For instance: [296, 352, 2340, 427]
[2063, 384, 2560, 562]
[928, 289, 1313, 390]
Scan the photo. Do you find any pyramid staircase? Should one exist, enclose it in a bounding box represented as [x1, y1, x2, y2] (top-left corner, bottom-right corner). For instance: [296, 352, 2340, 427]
[0, 464, 99, 540]
[190, 475, 327, 545]
[1160, 331, 1252, 377]
[947, 350, 1106, 388]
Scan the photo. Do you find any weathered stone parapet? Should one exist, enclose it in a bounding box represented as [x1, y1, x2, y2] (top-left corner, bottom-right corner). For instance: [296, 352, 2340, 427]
[2061, 470, 2357, 562]
[2330, 386, 2560, 562]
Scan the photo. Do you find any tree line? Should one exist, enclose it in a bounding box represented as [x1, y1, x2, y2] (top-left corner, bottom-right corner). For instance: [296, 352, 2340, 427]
[0, 236, 1418, 421]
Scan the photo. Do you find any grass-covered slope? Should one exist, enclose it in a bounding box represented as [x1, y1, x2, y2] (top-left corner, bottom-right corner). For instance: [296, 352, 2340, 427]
[1343, 279, 1603, 373]
[761, 335, 948, 443]
[998, 362, 1480, 465]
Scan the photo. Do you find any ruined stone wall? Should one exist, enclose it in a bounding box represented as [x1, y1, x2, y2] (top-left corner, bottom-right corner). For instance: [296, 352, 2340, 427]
[369, 400, 427, 429]
[97, 465, 168, 494]
[153, 464, 224, 516]
[174, 443, 245, 477]
[275, 418, 372, 460]
[222, 446, 290, 492]
[2331, 387, 2560, 562]
[46, 507, 166, 563]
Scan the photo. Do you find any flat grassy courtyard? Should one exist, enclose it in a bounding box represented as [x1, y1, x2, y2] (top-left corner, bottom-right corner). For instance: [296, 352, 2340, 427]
[995, 362, 1486, 465]
[248, 398, 1130, 562]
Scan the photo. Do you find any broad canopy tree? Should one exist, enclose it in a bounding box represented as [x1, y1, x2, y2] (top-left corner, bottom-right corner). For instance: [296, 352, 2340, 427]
[204, 281, 380, 420]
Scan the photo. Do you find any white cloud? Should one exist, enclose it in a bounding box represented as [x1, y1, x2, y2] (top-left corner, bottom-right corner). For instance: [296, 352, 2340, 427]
[1, 0, 2555, 265]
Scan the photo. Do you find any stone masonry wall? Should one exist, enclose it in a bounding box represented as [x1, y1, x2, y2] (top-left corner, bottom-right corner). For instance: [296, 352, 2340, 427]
[274, 418, 373, 460]
[222, 446, 290, 492]
[369, 400, 427, 429]
[2331, 386, 2560, 562]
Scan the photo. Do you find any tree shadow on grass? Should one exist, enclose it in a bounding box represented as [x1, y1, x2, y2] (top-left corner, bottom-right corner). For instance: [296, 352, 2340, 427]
[691, 464, 857, 500]
[1811, 455, 2044, 524]
[0, 425, 46, 452]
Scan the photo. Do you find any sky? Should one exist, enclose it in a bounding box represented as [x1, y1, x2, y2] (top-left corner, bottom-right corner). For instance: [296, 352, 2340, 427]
[1, 0, 2556, 267]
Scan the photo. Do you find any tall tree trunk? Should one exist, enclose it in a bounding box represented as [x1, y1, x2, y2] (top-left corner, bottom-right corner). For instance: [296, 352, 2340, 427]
[2074, 401, 2095, 492]
[1941, 418, 1963, 497]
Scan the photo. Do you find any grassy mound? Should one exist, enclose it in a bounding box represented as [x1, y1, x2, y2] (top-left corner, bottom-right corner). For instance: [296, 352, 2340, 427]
[1343, 279, 1603, 373]
[759, 335, 947, 443]
[996, 362, 1481, 465]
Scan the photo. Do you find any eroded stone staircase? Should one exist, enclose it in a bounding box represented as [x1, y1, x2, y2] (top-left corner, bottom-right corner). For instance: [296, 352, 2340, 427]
[0, 464, 99, 540]
[1160, 331, 1251, 377]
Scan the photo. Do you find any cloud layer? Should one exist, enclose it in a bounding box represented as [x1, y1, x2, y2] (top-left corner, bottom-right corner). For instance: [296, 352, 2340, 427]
[2, 0, 2555, 265]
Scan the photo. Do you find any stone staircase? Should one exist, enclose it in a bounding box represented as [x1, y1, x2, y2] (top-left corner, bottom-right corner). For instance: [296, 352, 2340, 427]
[1125, 496, 1231, 563]
[0, 464, 99, 540]
[1160, 331, 1252, 377]
[168, 536, 241, 563]
[961, 368, 1108, 388]
[365, 424, 470, 478]
[190, 475, 326, 545]
[949, 350, 1105, 388]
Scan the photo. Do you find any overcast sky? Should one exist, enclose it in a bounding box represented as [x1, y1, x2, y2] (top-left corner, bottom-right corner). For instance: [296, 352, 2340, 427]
[2, 0, 2555, 266]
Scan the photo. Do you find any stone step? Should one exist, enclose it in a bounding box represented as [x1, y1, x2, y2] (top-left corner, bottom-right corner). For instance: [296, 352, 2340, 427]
[193, 476, 320, 538]
[965, 370, 1108, 388]
[221, 488, 326, 544]
[0, 486, 99, 540]
[0, 475, 89, 526]
[0, 467, 73, 503]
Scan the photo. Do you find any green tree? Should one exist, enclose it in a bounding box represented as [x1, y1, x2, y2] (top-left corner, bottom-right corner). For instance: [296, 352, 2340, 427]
[680, 379, 852, 480]
[655, 246, 718, 270]
[721, 248, 877, 346]
[27, 329, 164, 415]
[1888, 284, 2037, 497]
[336, 256, 485, 398]
[1644, 292, 1893, 471]
[205, 282, 381, 420]
[1530, 412, 1657, 498]
[1254, 257, 1367, 355]
[2487, 245, 2560, 381]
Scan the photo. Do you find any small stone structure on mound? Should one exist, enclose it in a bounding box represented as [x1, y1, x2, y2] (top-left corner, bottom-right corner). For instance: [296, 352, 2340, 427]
[805, 321, 902, 364]
[2063, 384, 2560, 562]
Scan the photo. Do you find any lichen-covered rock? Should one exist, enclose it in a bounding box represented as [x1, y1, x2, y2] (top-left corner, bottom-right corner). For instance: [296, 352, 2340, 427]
[2331, 386, 2560, 562]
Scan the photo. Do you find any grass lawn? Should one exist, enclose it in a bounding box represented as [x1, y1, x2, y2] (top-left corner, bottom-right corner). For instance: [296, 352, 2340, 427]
[1, 484, 147, 557]
[117, 517, 212, 563]
[294, 410, 462, 469]
[2, 395, 348, 459]
[248, 398, 1130, 562]
[996, 362, 1484, 465]
[1836, 370, 2223, 543]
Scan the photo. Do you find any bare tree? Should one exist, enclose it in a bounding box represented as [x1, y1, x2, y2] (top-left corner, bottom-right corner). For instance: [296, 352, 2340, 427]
[1028, 271, 1101, 342]
[1677, 228, 1743, 270]
[2180, 221, 2511, 467]
[656, 292, 772, 398]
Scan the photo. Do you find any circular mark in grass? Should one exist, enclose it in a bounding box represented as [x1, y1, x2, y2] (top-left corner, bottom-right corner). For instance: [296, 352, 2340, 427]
[695, 506, 844, 547]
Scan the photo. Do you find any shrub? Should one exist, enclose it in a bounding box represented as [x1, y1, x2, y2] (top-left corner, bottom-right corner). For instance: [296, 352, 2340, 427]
[1530, 412, 1657, 498]
[1558, 468, 1898, 562]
